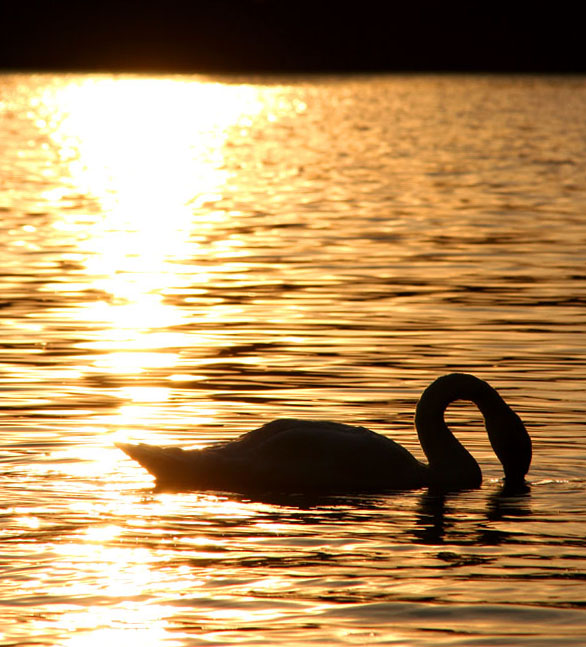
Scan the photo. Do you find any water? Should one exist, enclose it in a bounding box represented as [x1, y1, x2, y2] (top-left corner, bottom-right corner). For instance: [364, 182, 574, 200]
[0, 73, 585, 646]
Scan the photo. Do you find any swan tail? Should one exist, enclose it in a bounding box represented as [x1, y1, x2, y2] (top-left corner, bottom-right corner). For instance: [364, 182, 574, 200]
[116, 442, 198, 485]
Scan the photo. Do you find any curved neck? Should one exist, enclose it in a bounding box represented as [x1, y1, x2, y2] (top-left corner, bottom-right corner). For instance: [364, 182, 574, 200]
[415, 374, 531, 490]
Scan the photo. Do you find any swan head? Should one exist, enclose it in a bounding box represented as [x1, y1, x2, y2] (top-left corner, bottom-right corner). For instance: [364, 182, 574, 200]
[485, 406, 532, 487]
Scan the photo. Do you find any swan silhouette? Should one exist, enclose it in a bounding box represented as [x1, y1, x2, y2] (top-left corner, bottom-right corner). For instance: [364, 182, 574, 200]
[117, 373, 531, 494]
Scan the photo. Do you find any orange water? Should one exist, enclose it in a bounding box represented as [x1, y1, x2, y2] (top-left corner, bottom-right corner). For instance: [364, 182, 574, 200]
[0, 73, 585, 646]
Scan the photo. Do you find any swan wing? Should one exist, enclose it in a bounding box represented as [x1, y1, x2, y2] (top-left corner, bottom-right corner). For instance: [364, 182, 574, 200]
[211, 419, 427, 491]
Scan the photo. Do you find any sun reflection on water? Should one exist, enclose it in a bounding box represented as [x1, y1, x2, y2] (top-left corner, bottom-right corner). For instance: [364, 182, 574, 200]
[6, 75, 414, 647]
[34, 76, 282, 432]
[17, 77, 307, 644]
[42, 77, 264, 212]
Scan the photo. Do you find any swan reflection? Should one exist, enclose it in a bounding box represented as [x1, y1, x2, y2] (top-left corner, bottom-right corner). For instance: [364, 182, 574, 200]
[414, 486, 532, 546]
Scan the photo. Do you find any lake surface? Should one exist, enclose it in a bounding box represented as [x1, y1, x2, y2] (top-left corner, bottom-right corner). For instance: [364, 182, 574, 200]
[0, 73, 585, 646]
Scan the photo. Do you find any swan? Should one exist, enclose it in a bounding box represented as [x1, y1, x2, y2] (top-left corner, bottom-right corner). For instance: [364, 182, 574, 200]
[117, 373, 531, 495]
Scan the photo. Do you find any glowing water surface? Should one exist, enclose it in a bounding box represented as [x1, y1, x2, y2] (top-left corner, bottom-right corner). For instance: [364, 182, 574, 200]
[0, 74, 585, 646]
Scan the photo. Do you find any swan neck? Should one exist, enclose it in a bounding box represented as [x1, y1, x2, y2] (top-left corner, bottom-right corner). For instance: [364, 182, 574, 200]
[416, 373, 531, 489]
[415, 374, 514, 490]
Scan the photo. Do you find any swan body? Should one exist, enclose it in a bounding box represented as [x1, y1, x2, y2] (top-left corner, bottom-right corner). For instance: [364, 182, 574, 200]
[117, 373, 532, 495]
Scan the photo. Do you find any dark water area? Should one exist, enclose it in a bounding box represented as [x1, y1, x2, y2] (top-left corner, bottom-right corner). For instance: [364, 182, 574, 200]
[0, 73, 585, 645]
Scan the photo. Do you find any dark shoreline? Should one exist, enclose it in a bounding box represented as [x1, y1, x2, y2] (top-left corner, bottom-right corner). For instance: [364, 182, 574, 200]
[2, 1, 584, 75]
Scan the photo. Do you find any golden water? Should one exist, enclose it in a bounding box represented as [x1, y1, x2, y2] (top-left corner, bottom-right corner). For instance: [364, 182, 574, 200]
[0, 73, 585, 645]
